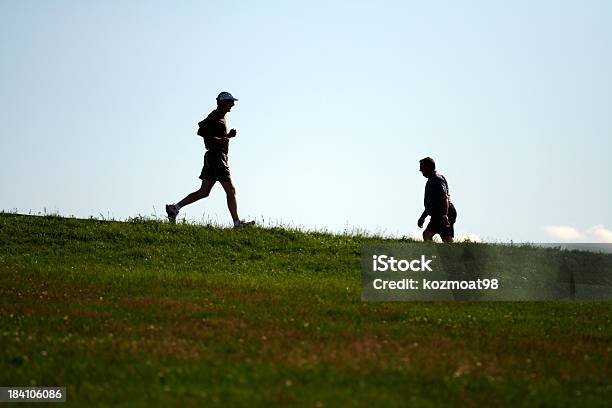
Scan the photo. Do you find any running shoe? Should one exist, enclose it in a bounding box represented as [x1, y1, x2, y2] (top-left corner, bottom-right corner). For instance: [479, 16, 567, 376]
[165, 204, 179, 224]
[234, 220, 255, 228]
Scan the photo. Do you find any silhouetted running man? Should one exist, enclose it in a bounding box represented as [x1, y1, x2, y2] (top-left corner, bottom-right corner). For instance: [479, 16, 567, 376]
[417, 157, 457, 242]
[166, 92, 254, 227]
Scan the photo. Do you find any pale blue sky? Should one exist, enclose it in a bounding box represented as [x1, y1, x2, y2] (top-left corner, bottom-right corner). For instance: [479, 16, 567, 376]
[1, 1, 611, 242]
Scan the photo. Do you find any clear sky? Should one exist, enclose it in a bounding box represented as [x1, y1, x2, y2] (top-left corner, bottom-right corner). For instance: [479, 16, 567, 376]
[1, 1, 611, 242]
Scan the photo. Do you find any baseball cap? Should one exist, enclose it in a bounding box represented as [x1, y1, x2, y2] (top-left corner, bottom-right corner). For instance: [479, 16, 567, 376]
[216, 91, 238, 102]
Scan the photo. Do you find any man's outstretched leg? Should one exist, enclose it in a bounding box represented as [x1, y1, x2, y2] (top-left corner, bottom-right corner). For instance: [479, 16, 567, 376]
[166, 179, 215, 223]
[220, 180, 254, 228]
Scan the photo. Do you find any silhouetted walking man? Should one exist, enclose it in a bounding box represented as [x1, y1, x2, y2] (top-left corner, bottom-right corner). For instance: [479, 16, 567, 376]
[166, 92, 253, 227]
[417, 157, 457, 242]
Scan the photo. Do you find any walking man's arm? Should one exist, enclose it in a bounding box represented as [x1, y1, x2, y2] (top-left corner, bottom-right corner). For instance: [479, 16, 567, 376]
[209, 136, 230, 145]
[418, 210, 428, 228]
[208, 128, 236, 145]
[441, 194, 450, 227]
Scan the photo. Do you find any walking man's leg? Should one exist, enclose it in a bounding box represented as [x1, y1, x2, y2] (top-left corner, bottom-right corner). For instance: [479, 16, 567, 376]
[423, 230, 434, 241]
[177, 179, 215, 208]
[166, 179, 215, 223]
[219, 180, 239, 224]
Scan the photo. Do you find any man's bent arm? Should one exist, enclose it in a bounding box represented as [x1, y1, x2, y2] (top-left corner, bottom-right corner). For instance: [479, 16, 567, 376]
[202, 133, 229, 146]
[210, 136, 229, 145]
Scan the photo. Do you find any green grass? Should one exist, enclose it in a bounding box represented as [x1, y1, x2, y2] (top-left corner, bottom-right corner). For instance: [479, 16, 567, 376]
[0, 213, 611, 407]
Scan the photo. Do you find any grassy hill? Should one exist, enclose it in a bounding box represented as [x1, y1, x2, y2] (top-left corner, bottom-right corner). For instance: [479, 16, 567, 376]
[0, 213, 611, 406]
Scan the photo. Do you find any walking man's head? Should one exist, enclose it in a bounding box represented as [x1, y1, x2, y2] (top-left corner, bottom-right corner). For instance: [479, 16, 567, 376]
[216, 91, 238, 113]
[419, 157, 436, 178]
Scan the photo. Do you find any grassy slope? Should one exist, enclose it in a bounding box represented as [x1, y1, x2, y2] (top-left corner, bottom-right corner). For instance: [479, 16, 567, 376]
[0, 213, 610, 407]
